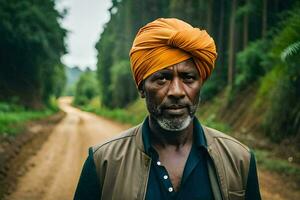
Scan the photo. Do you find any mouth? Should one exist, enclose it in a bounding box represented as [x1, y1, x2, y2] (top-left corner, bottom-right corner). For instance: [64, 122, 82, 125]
[163, 105, 187, 116]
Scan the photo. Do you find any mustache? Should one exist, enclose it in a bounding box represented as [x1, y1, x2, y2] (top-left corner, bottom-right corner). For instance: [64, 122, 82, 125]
[160, 101, 192, 109]
[163, 104, 187, 109]
[158, 99, 199, 116]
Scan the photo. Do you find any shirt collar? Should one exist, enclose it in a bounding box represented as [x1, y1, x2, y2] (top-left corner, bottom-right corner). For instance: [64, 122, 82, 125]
[193, 117, 207, 148]
[142, 117, 207, 155]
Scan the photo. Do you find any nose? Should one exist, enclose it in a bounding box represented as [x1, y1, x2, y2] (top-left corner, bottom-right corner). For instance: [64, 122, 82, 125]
[167, 77, 185, 100]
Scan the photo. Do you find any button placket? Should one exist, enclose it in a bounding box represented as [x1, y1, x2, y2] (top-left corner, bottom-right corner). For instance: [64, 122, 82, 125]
[153, 159, 175, 194]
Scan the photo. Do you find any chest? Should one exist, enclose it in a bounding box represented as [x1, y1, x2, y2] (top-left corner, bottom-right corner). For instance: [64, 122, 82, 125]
[146, 147, 214, 200]
[157, 149, 190, 191]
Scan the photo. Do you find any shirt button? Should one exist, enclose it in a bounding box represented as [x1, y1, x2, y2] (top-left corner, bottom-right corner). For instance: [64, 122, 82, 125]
[157, 161, 161, 166]
[168, 187, 173, 192]
[163, 175, 168, 180]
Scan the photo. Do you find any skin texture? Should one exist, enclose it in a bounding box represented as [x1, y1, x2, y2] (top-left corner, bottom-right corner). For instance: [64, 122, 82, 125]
[139, 59, 203, 191]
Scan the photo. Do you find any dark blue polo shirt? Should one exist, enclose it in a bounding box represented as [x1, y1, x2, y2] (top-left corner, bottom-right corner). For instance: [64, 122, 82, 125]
[74, 118, 261, 200]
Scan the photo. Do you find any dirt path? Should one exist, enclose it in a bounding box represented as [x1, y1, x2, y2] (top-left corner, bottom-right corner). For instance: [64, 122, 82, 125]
[3, 97, 299, 200]
[4, 97, 128, 200]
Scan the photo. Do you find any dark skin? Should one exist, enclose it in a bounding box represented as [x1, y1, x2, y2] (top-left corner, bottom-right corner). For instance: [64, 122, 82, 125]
[139, 59, 202, 191]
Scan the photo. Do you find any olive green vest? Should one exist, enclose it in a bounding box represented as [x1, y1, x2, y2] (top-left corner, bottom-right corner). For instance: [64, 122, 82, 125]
[92, 124, 250, 200]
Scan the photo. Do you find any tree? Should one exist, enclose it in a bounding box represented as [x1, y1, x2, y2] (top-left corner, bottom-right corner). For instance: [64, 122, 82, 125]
[262, 0, 268, 38]
[243, 0, 250, 48]
[227, 0, 237, 88]
[0, 0, 66, 108]
[95, 0, 299, 108]
[74, 71, 99, 106]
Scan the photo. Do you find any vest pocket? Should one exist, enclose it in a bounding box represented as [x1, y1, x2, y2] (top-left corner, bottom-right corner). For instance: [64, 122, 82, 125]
[228, 190, 245, 200]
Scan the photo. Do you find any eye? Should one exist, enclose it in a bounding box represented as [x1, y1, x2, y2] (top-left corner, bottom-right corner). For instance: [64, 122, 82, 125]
[150, 72, 171, 85]
[156, 76, 167, 85]
[183, 74, 196, 83]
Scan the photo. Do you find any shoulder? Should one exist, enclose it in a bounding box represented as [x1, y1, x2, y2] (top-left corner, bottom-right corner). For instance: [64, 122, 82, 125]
[202, 125, 251, 167]
[91, 124, 142, 158]
[202, 125, 250, 153]
[202, 126, 252, 189]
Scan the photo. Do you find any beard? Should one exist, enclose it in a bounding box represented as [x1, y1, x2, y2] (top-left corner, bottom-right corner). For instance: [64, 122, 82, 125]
[156, 115, 193, 131]
[146, 99, 199, 132]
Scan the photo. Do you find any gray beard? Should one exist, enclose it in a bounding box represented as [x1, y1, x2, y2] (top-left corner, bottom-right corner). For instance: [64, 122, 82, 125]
[155, 115, 193, 131]
[146, 95, 199, 132]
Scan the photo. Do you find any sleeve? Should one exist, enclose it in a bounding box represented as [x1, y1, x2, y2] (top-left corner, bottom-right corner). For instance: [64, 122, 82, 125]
[245, 150, 262, 200]
[74, 147, 101, 200]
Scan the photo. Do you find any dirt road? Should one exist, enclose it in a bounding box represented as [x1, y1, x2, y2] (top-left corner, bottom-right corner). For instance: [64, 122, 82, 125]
[3, 97, 299, 200]
[4, 97, 128, 200]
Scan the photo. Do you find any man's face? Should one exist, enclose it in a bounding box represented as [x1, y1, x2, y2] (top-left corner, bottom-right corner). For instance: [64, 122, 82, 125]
[141, 59, 202, 131]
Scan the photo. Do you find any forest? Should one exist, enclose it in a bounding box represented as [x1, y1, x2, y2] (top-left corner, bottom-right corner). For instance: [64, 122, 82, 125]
[0, 0, 299, 199]
[0, 0, 299, 144]
[0, 0, 66, 109]
[1, 0, 299, 142]
[93, 0, 300, 142]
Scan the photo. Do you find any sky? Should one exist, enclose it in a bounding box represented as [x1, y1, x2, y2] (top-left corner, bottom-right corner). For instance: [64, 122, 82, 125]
[56, 0, 112, 70]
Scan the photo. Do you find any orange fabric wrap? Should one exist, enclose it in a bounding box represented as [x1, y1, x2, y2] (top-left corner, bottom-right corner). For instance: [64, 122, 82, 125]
[129, 18, 217, 86]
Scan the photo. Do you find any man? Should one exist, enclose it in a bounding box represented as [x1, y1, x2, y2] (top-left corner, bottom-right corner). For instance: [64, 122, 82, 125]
[74, 18, 261, 200]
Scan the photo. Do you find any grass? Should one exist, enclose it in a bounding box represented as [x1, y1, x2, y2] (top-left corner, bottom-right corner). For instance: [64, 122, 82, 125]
[197, 113, 231, 133]
[0, 100, 57, 136]
[254, 149, 300, 180]
[81, 99, 147, 125]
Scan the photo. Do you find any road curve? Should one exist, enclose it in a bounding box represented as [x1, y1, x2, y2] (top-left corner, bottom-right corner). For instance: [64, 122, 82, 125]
[4, 97, 128, 200]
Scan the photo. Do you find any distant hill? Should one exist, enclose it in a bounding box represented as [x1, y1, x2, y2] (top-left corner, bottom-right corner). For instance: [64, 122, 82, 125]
[64, 66, 84, 96]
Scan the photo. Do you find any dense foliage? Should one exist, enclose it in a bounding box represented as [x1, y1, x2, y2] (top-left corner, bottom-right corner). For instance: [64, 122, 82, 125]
[73, 70, 99, 106]
[64, 66, 84, 96]
[96, 0, 296, 106]
[0, 0, 66, 108]
[96, 0, 299, 141]
[259, 6, 300, 140]
[0, 100, 57, 135]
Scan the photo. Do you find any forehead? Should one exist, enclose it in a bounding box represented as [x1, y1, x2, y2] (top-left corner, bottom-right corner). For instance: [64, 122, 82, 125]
[157, 59, 198, 73]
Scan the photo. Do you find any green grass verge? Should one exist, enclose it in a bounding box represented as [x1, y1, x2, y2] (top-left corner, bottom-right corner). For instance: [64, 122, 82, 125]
[81, 99, 147, 125]
[254, 149, 300, 179]
[197, 113, 231, 133]
[0, 110, 55, 136]
[0, 99, 58, 136]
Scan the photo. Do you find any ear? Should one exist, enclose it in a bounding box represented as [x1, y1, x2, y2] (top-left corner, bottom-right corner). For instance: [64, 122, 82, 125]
[139, 90, 146, 98]
[138, 82, 146, 98]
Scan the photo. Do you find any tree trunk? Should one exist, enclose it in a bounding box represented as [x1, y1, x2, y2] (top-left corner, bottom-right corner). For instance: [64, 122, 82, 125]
[243, 0, 249, 49]
[228, 0, 237, 88]
[217, 0, 225, 70]
[262, 0, 268, 38]
[206, 0, 213, 33]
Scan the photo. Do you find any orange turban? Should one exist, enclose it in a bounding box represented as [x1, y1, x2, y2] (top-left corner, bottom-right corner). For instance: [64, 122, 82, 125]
[129, 18, 217, 86]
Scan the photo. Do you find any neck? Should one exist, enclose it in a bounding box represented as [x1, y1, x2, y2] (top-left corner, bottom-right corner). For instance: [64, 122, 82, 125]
[148, 116, 194, 149]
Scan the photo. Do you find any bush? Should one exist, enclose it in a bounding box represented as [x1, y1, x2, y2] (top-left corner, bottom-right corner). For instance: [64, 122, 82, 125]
[0, 100, 55, 135]
[46, 96, 60, 112]
[0, 100, 24, 112]
[109, 60, 138, 108]
[74, 71, 99, 106]
[234, 40, 268, 91]
[259, 5, 300, 141]
[262, 50, 300, 140]
[201, 72, 226, 101]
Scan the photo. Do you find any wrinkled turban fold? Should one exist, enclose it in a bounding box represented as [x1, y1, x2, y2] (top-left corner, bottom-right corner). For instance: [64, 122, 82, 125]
[129, 18, 217, 86]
